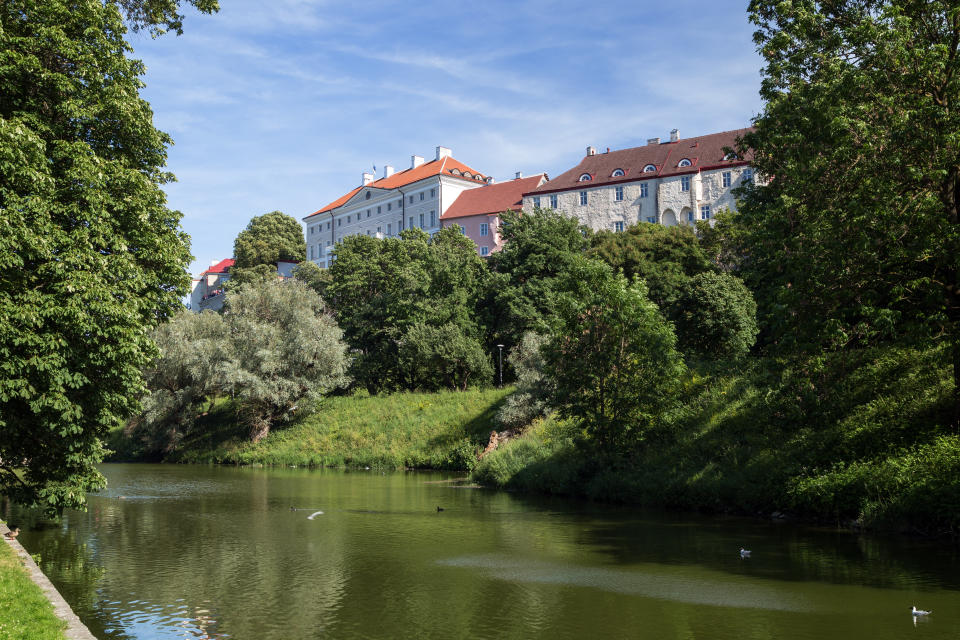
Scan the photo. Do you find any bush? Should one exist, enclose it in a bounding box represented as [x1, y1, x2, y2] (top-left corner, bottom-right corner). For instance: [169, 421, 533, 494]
[495, 332, 552, 428]
[399, 323, 493, 391]
[673, 271, 758, 359]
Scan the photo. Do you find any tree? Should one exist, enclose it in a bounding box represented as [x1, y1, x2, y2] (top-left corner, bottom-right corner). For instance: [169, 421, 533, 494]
[673, 272, 758, 360]
[232, 210, 306, 276]
[542, 258, 685, 450]
[222, 279, 350, 442]
[292, 260, 332, 297]
[741, 0, 960, 424]
[398, 323, 493, 392]
[495, 332, 553, 429]
[0, 0, 216, 512]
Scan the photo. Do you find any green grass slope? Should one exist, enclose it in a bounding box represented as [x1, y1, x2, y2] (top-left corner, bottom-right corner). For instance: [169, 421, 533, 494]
[474, 345, 960, 535]
[0, 540, 66, 640]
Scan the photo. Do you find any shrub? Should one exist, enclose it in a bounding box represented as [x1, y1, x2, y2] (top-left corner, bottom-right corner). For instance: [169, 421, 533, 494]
[673, 271, 758, 359]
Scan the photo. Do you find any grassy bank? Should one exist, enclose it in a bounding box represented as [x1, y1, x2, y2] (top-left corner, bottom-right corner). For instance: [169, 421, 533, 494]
[113, 387, 512, 470]
[0, 539, 66, 639]
[473, 345, 960, 535]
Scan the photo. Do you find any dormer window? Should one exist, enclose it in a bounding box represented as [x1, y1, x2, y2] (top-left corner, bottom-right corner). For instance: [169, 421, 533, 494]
[678, 158, 692, 168]
[611, 168, 625, 177]
[724, 152, 738, 161]
[450, 168, 462, 175]
[579, 173, 593, 182]
[643, 164, 656, 173]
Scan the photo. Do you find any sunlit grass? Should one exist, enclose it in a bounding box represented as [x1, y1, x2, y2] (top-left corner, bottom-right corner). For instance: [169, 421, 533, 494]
[0, 540, 66, 640]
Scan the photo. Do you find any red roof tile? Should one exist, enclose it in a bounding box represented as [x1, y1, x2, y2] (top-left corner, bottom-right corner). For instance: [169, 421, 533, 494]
[527, 128, 754, 196]
[200, 258, 234, 276]
[306, 156, 489, 220]
[441, 174, 547, 220]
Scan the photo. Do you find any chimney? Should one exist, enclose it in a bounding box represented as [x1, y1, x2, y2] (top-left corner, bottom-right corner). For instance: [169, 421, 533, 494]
[606, 147, 610, 153]
[383, 165, 395, 179]
[515, 171, 523, 179]
[411, 155, 424, 169]
[586, 145, 597, 156]
[486, 176, 495, 184]
[670, 128, 680, 142]
[647, 137, 661, 145]
[362, 172, 374, 185]
[436, 146, 452, 161]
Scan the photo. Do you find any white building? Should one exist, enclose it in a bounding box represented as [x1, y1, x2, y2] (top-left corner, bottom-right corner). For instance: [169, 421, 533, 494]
[303, 146, 491, 268]
[189, 259, 299, 312]
[522, 128, 755, 232]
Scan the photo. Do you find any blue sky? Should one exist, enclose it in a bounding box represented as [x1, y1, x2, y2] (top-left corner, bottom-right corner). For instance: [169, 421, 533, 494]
[127, 0, 765, 277]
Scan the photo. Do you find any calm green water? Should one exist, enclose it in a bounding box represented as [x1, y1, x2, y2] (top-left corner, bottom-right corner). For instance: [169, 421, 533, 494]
[6, 464, 960, 639]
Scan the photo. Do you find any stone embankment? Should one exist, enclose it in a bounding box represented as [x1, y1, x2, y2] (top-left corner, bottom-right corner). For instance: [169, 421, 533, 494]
[1, 522, 96, 640]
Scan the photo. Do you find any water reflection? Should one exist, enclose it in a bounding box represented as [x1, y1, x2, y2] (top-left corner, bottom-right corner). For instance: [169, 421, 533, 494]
[8, 464, 960, 640]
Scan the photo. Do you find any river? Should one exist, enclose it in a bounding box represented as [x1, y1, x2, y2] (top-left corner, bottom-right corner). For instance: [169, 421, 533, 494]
[6, 464, 960, 639]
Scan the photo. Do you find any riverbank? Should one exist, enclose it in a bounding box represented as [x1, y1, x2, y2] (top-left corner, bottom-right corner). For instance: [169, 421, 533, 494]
[0, 521, 93, 639]
[110, 387, 512, 470]
[473, 345, 960, 536]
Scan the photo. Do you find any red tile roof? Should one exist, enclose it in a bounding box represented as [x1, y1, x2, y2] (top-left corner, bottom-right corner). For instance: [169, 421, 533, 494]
[201, 258, 234, 276]
[527, 128, 754, 195]
[305, 156, 489, 220]
[441, 174, 547, 220]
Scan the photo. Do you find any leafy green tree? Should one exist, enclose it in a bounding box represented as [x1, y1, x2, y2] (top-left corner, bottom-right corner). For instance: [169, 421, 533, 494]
[131, 310, 232, 454]
[0, 0, 215, 512]
[495, 332, 553, 429]
[741, 0, 960, 423]
[674, 272, 758, 360]
[292, 260, 332, 297]
[399, 323, 493, 392]
[587, 223, 715, 312]
[543, 258, 685, 450]
[223, 279, 350, 442]
[233, 210, 306, 271]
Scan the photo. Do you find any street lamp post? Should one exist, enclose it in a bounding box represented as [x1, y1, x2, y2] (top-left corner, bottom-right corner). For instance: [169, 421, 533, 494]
[497, 344, 505, 388]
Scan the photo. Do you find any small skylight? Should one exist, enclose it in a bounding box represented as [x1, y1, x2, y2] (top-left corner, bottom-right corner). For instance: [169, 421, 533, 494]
[678, 158, 692, 167]
[579, 173, 592, 182]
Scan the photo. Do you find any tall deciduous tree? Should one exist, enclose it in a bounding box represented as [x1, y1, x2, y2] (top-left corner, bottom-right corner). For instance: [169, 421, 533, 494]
[233, 211, 306, 270]
[0, 0, 216, 512]
[740, 0, 960, 425]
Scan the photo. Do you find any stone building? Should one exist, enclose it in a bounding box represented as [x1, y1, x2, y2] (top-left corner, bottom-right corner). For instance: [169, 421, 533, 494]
[521, 128, 754, 231]
[440, 173, 547, 256]
[303, 146, 490, 268]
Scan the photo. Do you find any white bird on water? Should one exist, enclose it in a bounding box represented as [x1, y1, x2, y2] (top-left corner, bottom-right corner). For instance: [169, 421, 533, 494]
[739, 548, 751, 558]
[912, 606, 931, 616]
[307, 511, 324, 520]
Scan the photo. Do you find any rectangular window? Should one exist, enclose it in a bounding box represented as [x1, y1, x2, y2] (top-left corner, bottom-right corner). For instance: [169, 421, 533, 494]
[480, 223, 489, 237]
[533, 197, 541, 208]
[700, 204, 711, 220]
[419, 213, 424, 228]
[337, 218, 341, 227]
[550, 194, 558, 209]
[429, 211, 436, 227]
[409, 195, 414, 204]
[743, 168, 754, 184]
[614, 221, 624, 232]
[687, 210, 694, 222]
[387, 223, 392, 235]
[309, 226, 314, 235]
[347, 215, 351, 223]
[377, 206, 381, 214]
[420, 192, 425, 201]
[640, 183, 648, 198]
[409, 216, 414, 229]
[310, 245, 315, 259]
[377, 226, 381, 234]
[480, 246, 489, 256]
[387, 202, 391, 211]
[615, 186, 624, 202]
[579, 191, 588, 205]
[326, 222, 330, 231]
[681, 176, 690, 192]
[430, 188, 436, 198]
[722, 172, 731, 188]
[646, 216, 656, 223]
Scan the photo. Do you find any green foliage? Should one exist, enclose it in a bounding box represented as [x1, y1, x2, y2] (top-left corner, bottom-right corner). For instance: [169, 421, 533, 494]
[222, 279, 351, 442]
[674, 272, 758, 360]
[292, 260, 332, 297]
[543, 258, 686, 450]
[0, 0, 197, 512]
[228, 263, 278, 288]
[172, 387, 513, 471]
[0, 541, 67, 639]
[587, 223, 715, 311]
[399, 323, 493, 392]
[116, 0, 218, 36]
[495, 332, 553, 429]
[232, 211, 306, 270]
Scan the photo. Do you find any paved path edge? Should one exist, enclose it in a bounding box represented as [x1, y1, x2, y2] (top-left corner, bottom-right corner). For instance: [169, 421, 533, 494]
[1, 521, 97, 640]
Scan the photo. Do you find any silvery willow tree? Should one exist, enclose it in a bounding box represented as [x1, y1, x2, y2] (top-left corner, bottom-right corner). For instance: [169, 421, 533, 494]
[0, 0, 217, 512]
[739, 0, 960, 427]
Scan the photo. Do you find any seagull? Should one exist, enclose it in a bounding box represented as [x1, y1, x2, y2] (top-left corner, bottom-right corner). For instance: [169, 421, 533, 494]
[911, 606, 931, 616]
[739, 548, 751, 558]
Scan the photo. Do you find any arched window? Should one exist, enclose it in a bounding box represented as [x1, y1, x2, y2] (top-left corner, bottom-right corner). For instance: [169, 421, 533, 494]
[678, 158, 692, 168]
[723, 152, 738, 161]
[611, 168, 625, 177]
[643, 164, 656, 173]
[365, 191, 371, 199]
[450, 168, 462, 175]
[579, 173, 592, 182]
[463, 171, 473, 179]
